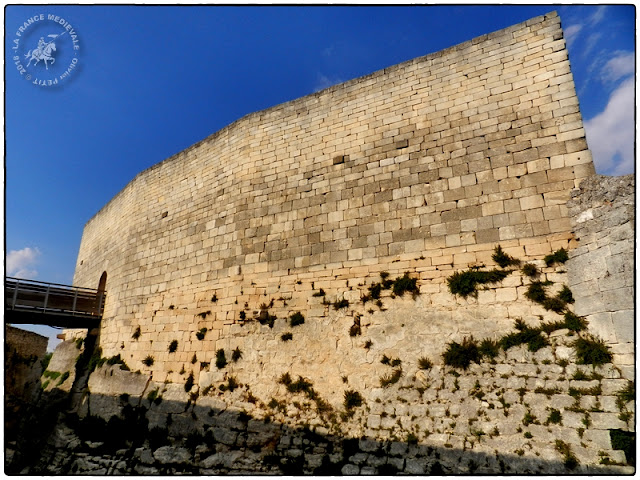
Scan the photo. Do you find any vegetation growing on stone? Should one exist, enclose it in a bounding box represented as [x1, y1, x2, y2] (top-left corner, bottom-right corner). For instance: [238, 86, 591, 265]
[544, 248, 569, 267]
[555, 439, 579, 470]
[379, 368, 403, 387]
[500, 319, 549, 352]
[546, 408, 562, 425]
[447, 268, 512, 298]
[56, 371, 70, 385]
[492, 245, 521, 268]
[147, 388, 161, 403]
[195, 327, 208, 340]
[215, 349, 227, 369]
[219, 376, 239, 392]
[168, 340, 179, 353]
[142, 355, 154, 367]
[564, 311, 587, 332]
[349, 315, 361, 337]
[521, 263, 539, 278]
[380, 355, 401, 366]
[479, 339, 501, 359]
[392, 273, 419, 297]
[184, 372, 194, 392]
[343, 390, 364, 410]
[279, 373, 314, 396]
[617, 381, 635, 405]
[281, 332, 293, 341]
[557, 285, 574, 304]
[418, 357, 433, 370]
[442, 337, 480, 370]
[333, 298, 349, 310]
[197, 310, 211, 319]
[290, 311, 305, 327]
[232, 347, 242, 362]
[132, 326, 141, 340]
[312, 288, 326, 297]
[572, 335, 612, 366]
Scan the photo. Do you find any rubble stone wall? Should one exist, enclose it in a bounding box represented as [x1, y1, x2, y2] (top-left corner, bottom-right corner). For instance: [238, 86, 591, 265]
[5, 326, 48, 401]
[566, 174, 635, 367]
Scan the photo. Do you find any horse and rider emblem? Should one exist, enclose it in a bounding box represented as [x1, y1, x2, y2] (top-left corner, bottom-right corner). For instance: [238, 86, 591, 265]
[25, 32, 65, 70]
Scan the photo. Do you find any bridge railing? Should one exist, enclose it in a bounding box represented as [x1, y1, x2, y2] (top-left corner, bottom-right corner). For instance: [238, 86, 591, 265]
[5, 277, 105, 319]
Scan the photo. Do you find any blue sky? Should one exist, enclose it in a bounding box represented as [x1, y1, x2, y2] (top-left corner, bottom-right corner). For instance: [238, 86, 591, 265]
[4, 4, 635, 348]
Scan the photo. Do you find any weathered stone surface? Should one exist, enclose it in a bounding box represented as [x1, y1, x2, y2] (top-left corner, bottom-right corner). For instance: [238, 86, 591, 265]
[153, 446, 191, 464]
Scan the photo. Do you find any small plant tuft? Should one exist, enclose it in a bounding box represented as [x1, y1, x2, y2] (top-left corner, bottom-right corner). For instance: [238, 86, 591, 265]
[333, 298, 349, 310]
[392, 272, 419, 297]
[168, 340, 179, 353]
[290, 311, 305, 327]
[215, 349, 227, 369]
[418, 357, 433, 370]
[479, 339, 501, 359]
[380, 368, 403, 388]
[196, 327, 208, 340]
[219, 376, 239, 392]
[557, 285, 575, 304]
[447, 268, 512, 298]
[564, 311, 587, 332]
[343, 390, 364, 410]
[184, 372, 194, 392]
[132, 327, 141, 340]
[142, 355, 154, 367]
[492, 245, 521, 268]
[572, 335, 612, 366]
[544, 248, 569, 267]
[555, 439, 579, 470]
[281, 332, 293, 342]
[443, 336, 480, 370]
[312, 289, 326, 297]
[521, 263, 539, 278]
[232, 347, 242, 362]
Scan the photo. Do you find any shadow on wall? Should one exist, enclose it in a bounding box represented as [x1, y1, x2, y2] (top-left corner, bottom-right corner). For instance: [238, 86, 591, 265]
[6, 384, 634, 475]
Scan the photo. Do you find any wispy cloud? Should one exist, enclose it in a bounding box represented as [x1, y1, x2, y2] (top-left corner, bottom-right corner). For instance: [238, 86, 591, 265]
[588, 5, 607, 25]
[563, 5, 606, 48]
[7, 247, 41, 279]
[581, 32, 602, 59]
[564, 24, 583, 47]
[600, 51, 635, 83]
[584, 77, 635, 176]
[313, 74, 344, 93]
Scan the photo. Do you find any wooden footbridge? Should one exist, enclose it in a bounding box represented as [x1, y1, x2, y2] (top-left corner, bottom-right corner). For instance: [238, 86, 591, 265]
[5, 277, 105, 329]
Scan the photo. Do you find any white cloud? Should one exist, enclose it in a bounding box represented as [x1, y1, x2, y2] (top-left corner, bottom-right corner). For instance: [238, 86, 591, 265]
[588, 5, 607, 25]
[564, 24, 583, 47]
[581, 32, 602, 59]
[600, 51, 635, 83]
[7, 247, 41, 279]
[313, 74, 344, 93]
[584, 77, 635, 176]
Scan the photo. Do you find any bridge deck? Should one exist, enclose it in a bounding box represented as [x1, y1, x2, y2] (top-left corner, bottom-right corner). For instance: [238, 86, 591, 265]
[5, 277, 104, 329]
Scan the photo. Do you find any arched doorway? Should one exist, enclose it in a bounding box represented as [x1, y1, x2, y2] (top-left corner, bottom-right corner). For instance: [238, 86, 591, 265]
[98, 271, 107, 293]
[97, 272, 107, 314]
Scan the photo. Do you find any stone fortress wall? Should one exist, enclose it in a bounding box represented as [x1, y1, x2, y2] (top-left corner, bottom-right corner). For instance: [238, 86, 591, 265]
[74, 11, 598, 383]
[28, 11, 635, 474]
